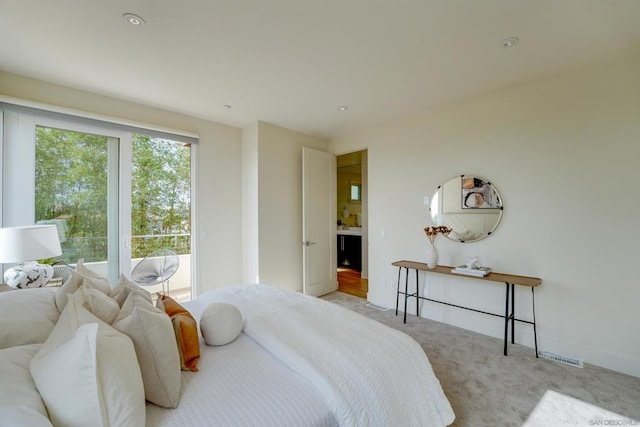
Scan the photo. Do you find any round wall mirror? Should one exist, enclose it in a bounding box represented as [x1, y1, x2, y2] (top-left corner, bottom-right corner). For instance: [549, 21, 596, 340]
[429, 175, 503, 243]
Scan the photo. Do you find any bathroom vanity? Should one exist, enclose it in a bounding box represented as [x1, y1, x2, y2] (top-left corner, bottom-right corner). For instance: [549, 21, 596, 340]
[337, 227, 362, 271]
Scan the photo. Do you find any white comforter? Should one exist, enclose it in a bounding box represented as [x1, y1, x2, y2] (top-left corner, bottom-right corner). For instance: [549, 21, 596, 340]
[189, 284, 455, 427]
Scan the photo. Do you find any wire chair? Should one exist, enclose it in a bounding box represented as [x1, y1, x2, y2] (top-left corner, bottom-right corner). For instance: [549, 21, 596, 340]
[131, 249, 179, 295]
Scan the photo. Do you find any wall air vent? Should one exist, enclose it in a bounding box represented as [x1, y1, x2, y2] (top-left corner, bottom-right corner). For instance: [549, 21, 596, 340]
[538, 351, 583, 368]
[366, 302, 389, 311]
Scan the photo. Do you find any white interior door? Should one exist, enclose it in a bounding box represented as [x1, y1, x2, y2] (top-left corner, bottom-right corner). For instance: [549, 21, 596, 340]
[302, 147, 337, 296]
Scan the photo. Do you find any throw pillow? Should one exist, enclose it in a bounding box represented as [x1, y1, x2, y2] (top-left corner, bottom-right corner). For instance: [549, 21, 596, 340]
[55, 269, 111, 313]
[31, 297, 145, 427]
[156, 294, 200, 371]
[0, 288, 59, 350]
[71, 284, 120, 324]
[200, 303, 243, 346]
[110, 274, 153, 307]
[113, 291, 181, 408]
[0, 344, 52, 426]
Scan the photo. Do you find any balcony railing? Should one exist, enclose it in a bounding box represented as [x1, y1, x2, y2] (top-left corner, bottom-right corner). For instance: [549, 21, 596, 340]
[57, 233, 192, 300]
[58, 233, 190, 263]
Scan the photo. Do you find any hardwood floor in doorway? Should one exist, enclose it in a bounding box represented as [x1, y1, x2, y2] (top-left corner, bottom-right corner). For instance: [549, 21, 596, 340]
[337, 268, 368, 299]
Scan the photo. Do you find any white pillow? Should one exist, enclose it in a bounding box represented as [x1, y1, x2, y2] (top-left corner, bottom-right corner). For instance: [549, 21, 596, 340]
[31, 298, 145, 427]
[55, 270, 111, 313]
[110, 274, 153, 307]
[113, 291, 181, 408]
[200, 303, 244, 346]
[0, 288, 59, 349]
[0, 344, 52, 426]
[72, 284, 120, 324]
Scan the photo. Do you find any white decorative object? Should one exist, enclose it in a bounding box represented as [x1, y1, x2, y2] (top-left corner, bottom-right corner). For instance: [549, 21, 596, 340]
[426, 242, 438, 269]
[200, 303, 243, 346]
[466, 256, 478, 269]
[422, 226, 450, 270]
[452, 256, 491, 276]
[451, 265, 491, 277]
[4, 262, 54, 289]
[0, 225, 62, 289]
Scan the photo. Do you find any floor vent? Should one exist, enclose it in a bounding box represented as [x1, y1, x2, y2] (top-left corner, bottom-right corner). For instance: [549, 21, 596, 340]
[366, 303, 389, 311]
[538, 351, 583, 368]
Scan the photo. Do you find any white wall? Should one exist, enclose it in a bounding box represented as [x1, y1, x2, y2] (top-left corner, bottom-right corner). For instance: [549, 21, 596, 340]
[331, 57, 640, 377]
[241, 122, 259, 284]
[0, 71, 244, 295]
[251, 121, 329, 292]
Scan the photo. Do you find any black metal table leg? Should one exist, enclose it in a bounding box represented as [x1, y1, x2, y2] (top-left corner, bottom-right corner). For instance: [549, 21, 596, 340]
[403, 267, 409, 324]
[395, 267, 401, 316]
[415, 268, 419, 317]
[511, 283, 515, 345]
[391, 260, 540, 359]
[532, 287, 539, 358]
[504, 282, 510, 356]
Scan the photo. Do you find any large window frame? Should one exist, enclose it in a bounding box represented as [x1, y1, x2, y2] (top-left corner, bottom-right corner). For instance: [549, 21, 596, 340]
[1, 103, 197, 293]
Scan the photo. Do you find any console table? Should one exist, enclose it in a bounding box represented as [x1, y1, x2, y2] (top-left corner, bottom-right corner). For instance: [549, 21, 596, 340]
[392, 260, 542, 357]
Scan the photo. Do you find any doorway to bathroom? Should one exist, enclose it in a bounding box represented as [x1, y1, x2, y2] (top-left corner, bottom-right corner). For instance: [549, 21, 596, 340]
[336, 150, 368, 298]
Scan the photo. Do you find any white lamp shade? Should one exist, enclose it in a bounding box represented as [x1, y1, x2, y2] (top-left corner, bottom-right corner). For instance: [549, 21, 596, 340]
[0, 225, 63, 263]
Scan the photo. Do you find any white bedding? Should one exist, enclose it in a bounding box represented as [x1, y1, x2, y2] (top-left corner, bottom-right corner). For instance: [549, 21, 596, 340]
[145, 333, 337, 427]
[185, 284, 455, 427]
[1, 283, 453, 426]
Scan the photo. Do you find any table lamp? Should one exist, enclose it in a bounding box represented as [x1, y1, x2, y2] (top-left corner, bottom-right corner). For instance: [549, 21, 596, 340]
[0, 225, 63, 289]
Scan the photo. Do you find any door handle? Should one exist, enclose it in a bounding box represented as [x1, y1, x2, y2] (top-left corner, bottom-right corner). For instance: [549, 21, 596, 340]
[303, 241, 317, 246]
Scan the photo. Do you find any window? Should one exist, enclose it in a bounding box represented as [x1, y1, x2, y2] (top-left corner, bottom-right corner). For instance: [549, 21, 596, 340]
[35, 125, 116, 269]
[131, 134, 191, 258]
[2, 105, 195, 297]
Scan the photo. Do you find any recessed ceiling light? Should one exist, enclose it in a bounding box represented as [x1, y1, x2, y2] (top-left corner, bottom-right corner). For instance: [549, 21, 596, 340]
[223, 104, 232, 110]
[500, 37, 519, 49]
[123, 13, 146, 27]
[338, 105, 349, 111]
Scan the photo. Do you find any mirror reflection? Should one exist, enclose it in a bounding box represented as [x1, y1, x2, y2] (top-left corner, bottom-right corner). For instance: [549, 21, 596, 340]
[349, 180, 361, 203]
[430, 175, 503, 243]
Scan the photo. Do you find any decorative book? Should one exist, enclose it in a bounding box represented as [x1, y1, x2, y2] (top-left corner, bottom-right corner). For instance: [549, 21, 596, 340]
[451, 265, 492, 277]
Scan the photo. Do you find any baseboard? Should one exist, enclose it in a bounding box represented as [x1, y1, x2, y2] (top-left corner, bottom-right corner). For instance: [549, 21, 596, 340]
[530, 332, 640, 378]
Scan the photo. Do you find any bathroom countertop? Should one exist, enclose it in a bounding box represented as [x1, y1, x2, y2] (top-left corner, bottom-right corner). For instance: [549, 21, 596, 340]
[337, 228, 362, 236]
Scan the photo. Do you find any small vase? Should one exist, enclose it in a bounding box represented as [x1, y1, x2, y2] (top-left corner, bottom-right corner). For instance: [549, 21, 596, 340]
[426, 242, 438, 269]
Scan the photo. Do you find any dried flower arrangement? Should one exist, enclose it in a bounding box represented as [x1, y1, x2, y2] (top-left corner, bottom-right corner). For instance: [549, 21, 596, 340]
[423, 226, 452, 244]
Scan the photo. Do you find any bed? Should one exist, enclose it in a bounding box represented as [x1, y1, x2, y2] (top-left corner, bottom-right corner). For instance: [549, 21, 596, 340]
[0, 280, 455, 426]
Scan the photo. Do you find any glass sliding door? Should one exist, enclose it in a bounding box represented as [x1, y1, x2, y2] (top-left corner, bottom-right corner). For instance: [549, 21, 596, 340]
[34, 124, 123, 282]
[131, 134, 191, 300]
[2, 108, 194, 296]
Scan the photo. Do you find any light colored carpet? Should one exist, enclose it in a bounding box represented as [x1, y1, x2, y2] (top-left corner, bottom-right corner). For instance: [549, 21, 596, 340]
[321, 291, 640, 426]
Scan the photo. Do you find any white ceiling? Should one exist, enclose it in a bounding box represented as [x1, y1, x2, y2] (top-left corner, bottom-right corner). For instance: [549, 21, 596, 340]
[1, 1, 639, 139]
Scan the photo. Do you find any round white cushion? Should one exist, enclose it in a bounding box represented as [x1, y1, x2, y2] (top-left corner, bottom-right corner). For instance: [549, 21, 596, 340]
[200, 303, 243, 346]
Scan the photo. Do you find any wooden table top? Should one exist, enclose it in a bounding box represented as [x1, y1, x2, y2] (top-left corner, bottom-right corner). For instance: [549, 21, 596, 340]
[392, 260, 542, 288]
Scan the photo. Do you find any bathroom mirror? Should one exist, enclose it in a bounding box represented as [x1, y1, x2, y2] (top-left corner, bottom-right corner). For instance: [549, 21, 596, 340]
[429, 175, 503, 243]
[349, 180, 361, 203]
